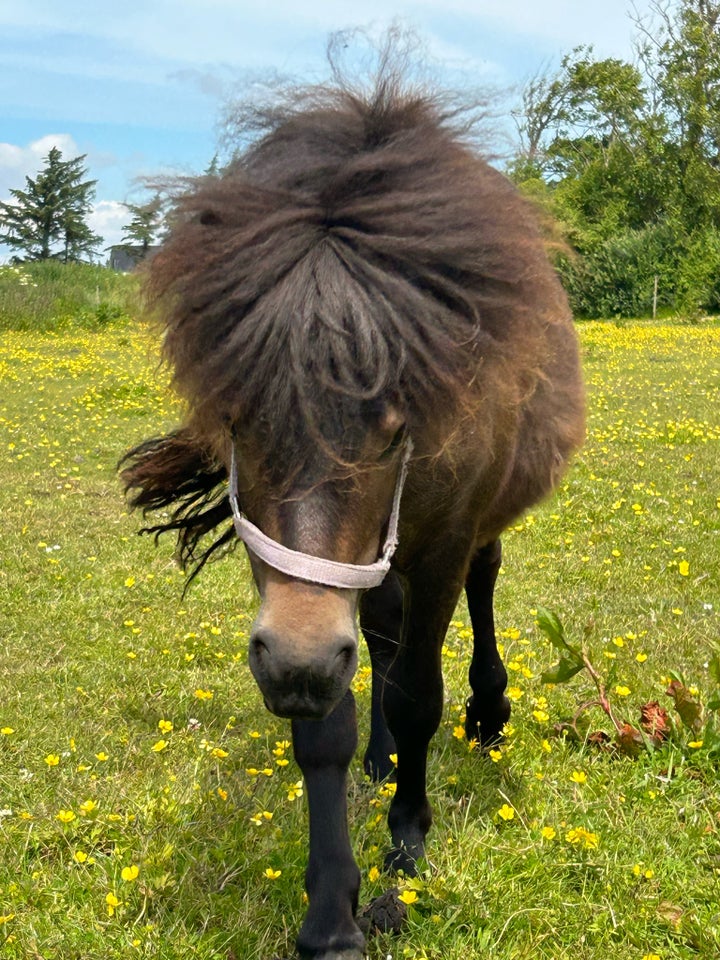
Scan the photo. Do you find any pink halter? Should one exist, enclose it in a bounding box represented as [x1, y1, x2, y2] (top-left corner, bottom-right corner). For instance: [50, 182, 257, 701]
[228, 438, 413, 590]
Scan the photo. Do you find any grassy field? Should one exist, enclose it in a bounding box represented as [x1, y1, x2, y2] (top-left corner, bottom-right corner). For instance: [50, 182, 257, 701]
[1, 310, 719, 960]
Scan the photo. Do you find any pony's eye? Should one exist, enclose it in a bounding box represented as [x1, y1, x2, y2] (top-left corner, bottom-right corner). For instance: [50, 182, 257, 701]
[380, 425, 406, 460]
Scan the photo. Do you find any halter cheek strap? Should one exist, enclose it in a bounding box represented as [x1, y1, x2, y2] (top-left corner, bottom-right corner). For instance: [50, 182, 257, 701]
[228, 439, 413, 590]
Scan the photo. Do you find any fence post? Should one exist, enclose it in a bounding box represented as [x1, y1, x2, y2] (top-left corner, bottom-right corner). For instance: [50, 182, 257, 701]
[653, 275, 658, 320]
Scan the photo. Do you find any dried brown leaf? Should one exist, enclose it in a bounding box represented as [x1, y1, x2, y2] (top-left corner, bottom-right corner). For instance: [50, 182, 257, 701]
[358, 887, 408, 936]
[640, 700, 671, 743]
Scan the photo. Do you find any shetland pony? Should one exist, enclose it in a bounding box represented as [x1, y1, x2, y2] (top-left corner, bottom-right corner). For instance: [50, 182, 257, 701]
[122, 68, 584, 959]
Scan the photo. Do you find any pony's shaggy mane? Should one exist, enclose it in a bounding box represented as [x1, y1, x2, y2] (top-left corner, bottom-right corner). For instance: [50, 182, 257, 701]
[149, 66, 549, 463]
[123, 43, 566, 576]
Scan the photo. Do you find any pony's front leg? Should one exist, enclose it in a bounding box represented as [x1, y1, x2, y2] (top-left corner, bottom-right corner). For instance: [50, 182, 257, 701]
[381, 568, 462, 875]
[360, 571, 404, 782]
[292, 689, 365, 960]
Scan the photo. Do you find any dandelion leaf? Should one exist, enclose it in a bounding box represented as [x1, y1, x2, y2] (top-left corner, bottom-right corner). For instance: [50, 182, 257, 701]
[536, 607, 583, 662]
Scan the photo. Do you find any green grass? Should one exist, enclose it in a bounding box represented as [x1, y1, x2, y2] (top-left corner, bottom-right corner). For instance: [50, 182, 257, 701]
[0, 261, 140, 331]
[1, 318, 719, 959]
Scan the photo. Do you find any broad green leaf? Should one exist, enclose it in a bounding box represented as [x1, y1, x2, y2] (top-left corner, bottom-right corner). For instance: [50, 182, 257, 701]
[541, 656, 585, 685]
[667, 680, 703, 734]
[536, 608, 571, 652]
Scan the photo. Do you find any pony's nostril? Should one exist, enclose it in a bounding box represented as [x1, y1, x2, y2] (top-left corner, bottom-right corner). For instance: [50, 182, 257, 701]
[249, 631, 271, 671]
[251, 633, 268, 656]
[334, 638, 356, 673]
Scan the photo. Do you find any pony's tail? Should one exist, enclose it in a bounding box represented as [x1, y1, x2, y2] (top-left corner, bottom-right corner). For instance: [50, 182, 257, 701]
[119, 429, 235, 585]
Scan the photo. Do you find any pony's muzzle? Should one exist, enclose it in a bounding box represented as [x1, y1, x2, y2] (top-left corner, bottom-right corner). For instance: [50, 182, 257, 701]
[249, 626, 358, 720]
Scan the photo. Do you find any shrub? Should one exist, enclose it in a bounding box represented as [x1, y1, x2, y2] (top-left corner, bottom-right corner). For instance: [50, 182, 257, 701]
[558, 225, 679, 318]
[675, 226, 720, 316]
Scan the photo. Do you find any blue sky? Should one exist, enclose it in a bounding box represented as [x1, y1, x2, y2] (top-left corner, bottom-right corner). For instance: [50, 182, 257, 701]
[1, 0, 656, 257]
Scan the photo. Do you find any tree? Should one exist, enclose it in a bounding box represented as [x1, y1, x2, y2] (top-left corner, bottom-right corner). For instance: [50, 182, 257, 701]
[511, 1, 720, 317]
[0, 147, 101, 263]
[119, 196, 164, 256]
[653, 0, 720, 228]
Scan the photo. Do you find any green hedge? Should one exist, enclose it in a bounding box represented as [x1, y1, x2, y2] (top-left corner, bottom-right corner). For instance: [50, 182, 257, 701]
[557, 225, 720, 319]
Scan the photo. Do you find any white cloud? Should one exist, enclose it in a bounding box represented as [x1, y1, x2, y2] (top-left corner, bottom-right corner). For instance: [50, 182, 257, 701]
[1, 0, 655, 71]
[88, 199, 128, 254]
[434, 0, 645, 58]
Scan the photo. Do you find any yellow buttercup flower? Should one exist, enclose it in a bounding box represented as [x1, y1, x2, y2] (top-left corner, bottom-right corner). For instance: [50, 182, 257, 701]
[105, 891, 122, 916]
[565, 827, 599, 850]
[398, 889, 418, 905]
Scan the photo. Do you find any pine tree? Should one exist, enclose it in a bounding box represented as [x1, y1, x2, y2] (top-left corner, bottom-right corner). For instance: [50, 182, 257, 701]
[119, 196, 164, 257]
[0, 147, 102, 262]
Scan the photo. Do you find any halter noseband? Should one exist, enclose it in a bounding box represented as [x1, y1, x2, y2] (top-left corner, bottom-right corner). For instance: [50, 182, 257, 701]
[228, 438, 413, 590]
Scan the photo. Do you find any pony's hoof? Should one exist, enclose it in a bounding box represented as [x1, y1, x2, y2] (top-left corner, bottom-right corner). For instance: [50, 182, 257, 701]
[465, 694, 511, 748]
